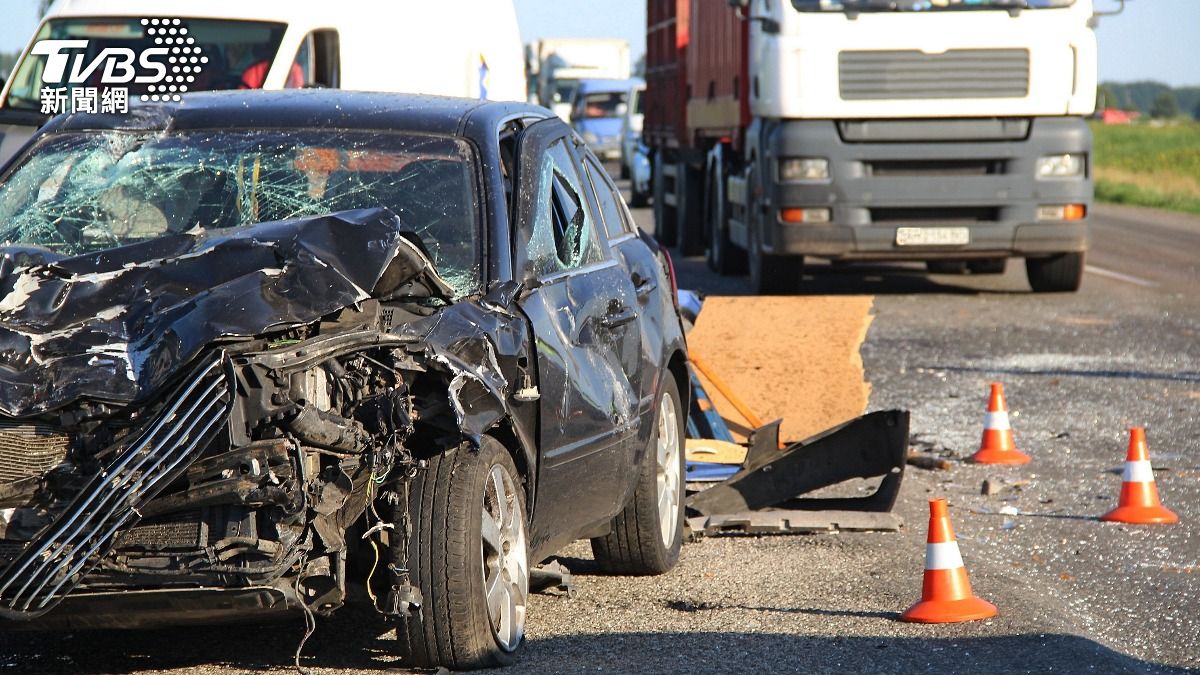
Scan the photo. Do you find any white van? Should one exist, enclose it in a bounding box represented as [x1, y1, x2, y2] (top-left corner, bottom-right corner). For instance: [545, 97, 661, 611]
[0, 0, 526, 162]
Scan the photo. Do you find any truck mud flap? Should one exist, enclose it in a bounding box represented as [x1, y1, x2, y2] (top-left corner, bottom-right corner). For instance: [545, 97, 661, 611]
[686, 410, 909, 536]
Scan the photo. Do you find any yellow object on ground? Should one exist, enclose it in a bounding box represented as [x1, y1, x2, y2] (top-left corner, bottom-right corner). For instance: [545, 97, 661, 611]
[687, 296, 874, 444]
[684, 439, 748, 466]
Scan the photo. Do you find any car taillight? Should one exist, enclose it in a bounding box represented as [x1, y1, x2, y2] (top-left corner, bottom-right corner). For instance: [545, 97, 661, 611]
[662, 248, 680, 311]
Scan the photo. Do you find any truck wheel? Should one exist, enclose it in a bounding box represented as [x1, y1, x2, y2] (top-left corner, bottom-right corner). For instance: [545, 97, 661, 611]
[706, 164, 747, 275]
[591, 375, 684, 576]
[926, 261, 968, 275]
[968, 258, 1008, 275]
[677, 164, 706, 257]
[1026, 252, 1084, 293]
[395, 437, 528, 669]
[653, 152, 676, 246]
[620, 162, 630, 180]
[749, 221, 801, 295]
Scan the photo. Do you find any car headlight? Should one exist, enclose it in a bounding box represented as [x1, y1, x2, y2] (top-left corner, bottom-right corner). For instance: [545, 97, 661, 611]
[779, 158, 829, 181]
[582, 132, 600, 144]
[1036, 154, 1085, 179]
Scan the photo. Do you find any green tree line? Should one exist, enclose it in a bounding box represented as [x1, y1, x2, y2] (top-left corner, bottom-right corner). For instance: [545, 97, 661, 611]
[1098, 81, 1200, 120]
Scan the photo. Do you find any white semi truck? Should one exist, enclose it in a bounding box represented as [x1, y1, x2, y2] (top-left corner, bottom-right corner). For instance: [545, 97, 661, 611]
[645, 0, 1125, 293]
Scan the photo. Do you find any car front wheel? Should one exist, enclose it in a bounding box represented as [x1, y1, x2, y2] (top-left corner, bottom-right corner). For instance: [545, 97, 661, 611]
[591, 375, 685, 575]
[394, 437, 529, 669]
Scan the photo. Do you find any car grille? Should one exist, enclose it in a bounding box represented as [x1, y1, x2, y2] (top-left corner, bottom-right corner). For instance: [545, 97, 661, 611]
[839, 49, 1030, 100]
[0, 422, 72, 485]
[0, 355, 232, 618]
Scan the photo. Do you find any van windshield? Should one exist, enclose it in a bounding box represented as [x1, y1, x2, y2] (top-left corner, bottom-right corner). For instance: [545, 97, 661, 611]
[4, 18, 288, 111]
[791, 0, 1074, 10]
[577, 92, 627, 119]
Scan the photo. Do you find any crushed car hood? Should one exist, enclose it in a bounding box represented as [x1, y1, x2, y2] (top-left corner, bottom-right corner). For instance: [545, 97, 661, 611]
[0, 208, 453, 417]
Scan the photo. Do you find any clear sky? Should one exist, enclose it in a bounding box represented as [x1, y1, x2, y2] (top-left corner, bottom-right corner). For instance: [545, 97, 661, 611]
[0, 1, 1196, 87]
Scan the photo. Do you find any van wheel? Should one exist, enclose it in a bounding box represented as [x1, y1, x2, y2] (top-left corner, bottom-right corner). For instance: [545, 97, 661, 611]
[591, 376, 684, 575]
[395, 437, 528, 669]
[1026, 252, 1084, 293]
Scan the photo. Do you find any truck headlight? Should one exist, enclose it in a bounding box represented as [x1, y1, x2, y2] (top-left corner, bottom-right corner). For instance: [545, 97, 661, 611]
[1036, 154, 1085, 179]
[779, 158, 829, 181]
[582, 132, 600, 145]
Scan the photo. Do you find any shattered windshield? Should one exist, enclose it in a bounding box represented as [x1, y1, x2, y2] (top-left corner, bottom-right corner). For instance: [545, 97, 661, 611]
[791, 0, 1075, 10]
[0, 129, 483, 296]
[5, 18, 288, 111]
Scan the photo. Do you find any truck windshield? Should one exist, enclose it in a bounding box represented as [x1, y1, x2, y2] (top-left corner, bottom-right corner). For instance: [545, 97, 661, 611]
[791, 0, 1075, 11]
[4, 18, 287, 111]
[0, 129, 482, 296]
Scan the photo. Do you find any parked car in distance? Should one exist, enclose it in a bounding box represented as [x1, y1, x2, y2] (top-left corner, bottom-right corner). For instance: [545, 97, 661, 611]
[570, 78, 639, 161]
[0, 91, 688, 671]
[619, 79, 645, 180]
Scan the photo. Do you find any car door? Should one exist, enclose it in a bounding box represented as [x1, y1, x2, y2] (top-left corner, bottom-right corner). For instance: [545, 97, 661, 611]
[511, 118, 642, 550]
[577, 152, 665, 453]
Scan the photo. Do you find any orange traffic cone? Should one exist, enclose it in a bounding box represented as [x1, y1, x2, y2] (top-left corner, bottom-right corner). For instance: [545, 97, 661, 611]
[901, 498, 997, 624]
[1101, 428, 1178, 525]
[970, 383, 1031, 465]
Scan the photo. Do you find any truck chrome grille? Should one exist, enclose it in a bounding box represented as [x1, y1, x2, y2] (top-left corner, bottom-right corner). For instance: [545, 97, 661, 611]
[0, 355, 232, 618]
[0, 422, 72, 485]
[839, 49, 1030, 100]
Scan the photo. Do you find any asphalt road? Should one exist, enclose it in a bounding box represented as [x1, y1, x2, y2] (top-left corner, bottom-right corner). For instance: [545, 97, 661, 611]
[1, 200, 1195, 674]
[608, 199, 1200, 673]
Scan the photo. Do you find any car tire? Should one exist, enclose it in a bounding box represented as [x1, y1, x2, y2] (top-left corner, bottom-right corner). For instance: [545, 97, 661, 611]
[968, 258, 1008, 275]
[591, 375, 685, 576]
[620, 162, 630, 180]
[630, 188, 649, 208]
[1026, 252, 1084, 293]
[653, 152, 676, 247]
[926, 260, 968, 275]
[394, 437, 529, 670]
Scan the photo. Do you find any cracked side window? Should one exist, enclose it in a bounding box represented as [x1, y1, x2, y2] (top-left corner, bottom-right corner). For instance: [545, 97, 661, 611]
[0, 129, 482, 296]
[524, 138, 603, 278]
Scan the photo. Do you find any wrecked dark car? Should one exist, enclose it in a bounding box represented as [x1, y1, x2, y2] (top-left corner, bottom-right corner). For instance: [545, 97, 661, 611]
[0, 91, 689, 670]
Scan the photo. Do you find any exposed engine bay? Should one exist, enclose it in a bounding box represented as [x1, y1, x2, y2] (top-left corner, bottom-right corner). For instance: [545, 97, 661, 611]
[0, 208, 538, 628]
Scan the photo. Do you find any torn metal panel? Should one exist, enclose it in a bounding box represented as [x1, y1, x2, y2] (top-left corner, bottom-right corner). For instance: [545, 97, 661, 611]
[0, 208, 450, 417]
[686, 410, 910, 521]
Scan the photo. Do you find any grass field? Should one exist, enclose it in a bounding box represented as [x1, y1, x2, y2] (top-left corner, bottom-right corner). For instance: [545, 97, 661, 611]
[1090, 121, 1200, 214]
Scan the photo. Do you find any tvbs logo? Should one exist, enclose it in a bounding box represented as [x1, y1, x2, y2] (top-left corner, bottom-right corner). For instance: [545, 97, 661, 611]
[35, 17, 207, 115]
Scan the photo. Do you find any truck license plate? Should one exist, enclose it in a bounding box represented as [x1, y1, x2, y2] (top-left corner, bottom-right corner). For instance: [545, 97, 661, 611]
[895, 227, 970, 246]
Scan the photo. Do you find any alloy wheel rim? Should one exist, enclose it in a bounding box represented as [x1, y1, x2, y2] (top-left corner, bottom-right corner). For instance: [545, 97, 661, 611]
[655, 392, 681, 547]
[480, 464, 528, 652]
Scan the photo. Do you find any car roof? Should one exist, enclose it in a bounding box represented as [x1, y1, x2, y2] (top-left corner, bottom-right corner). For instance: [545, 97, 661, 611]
[40, 90, 548, 137]
[575, 78, 642, 95]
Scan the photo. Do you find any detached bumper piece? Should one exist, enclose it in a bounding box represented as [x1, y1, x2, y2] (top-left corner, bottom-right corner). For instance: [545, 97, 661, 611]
[686, 410, 910, 537]
[0, 356, 233, 619]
